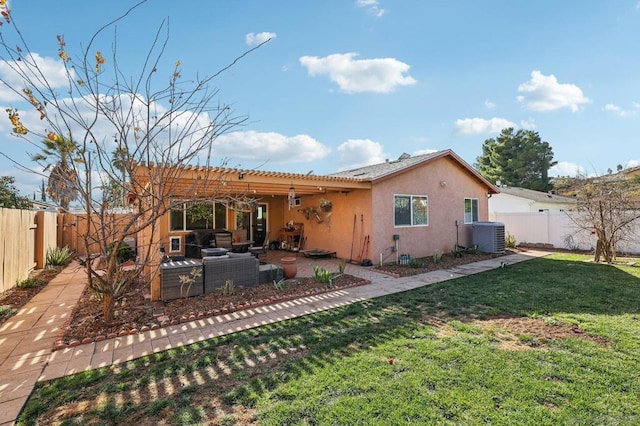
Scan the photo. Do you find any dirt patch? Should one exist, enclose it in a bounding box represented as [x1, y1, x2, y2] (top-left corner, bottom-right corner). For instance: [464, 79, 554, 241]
[61, 273, 369, 345]
[432, 315, 608, 350]
[479, 317, 607, 344]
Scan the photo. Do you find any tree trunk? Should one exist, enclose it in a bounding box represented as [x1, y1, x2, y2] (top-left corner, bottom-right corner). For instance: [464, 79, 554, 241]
[102, 293, 115, 324]
[594, 239, 602, 262]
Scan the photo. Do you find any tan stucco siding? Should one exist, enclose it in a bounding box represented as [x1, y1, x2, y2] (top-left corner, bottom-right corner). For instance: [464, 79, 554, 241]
[371, 157, 491, 263]
[281, 190, 373, 260]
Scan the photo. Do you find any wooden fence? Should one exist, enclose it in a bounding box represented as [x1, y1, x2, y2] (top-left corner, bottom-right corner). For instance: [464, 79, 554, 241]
[0, 208, 58, 292]
[1, 209, 142, 293]
[58, 212, 137, 257]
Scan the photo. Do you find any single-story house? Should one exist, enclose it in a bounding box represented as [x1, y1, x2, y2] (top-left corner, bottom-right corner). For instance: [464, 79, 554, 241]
[133, 149, 499, 300]
[489, 185, 576, 214]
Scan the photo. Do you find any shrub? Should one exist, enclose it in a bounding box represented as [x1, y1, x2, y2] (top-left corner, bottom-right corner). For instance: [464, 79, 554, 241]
[0, 305, 16, 321]
[273, 278, 286, 290]
[408, 258, 426, 268]
[46, 246, 73, 267]
[17, 277, 46, 289]
[222, 280, 235, 296]
[312, 265, 332, 283]
[312, 264, 344, 287]
[433, 250, 443, 264]
[178, 267, 202, 299]
[505, 233, 517, 249]
[563, 234, 580, 251]
[107, 241, 136, 263]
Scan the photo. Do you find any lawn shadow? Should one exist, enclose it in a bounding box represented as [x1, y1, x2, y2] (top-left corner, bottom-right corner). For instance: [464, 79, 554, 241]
[20, 255, 640, 424]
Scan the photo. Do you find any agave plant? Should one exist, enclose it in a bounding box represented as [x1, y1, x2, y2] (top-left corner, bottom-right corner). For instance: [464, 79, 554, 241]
[46, 246, 73, 267]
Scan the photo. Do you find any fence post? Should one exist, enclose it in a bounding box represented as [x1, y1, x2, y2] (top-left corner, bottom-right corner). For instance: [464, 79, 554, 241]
[35, 211, 45, 269]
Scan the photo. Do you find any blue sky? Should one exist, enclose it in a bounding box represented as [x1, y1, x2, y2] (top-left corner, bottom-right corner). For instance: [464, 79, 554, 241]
[1, 0, 640, 198]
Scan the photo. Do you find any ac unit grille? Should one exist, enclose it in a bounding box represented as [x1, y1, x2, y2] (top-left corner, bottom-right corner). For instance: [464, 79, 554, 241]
[472, 222, 505, 254]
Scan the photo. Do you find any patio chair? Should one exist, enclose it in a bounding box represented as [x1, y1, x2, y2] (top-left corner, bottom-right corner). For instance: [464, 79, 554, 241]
[249, 231, 270, 259]
[214, 232, 233, 250]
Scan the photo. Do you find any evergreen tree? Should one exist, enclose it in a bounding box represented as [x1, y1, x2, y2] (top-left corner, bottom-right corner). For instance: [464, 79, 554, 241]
[476, 128, 557, 191]
[0, 176, 33, 209]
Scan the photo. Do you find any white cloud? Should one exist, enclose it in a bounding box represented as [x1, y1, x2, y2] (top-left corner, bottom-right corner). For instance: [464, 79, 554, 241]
[549, 161, 586, 177]
[484, 99, 496, 109]
[0, 53, 74, 102]
[299, 53, 416, 94]
[355, 0, 385, 17]
[213, 130, 330, 164]
[520, 118, 536, 129]
[517, 70, 590, 112]
[604, 102, 640, 117]
[245, 32, 276, 47]
[453, 117, 516, 136]
[626, 159, 640, 168]
[337, 139, 388, 170]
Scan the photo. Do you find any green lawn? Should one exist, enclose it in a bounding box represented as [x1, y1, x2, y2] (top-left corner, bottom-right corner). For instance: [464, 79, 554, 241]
[19, 254, 640, 425]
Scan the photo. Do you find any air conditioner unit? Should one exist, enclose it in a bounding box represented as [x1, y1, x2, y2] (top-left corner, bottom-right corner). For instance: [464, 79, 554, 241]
[472, 221, 505, 254]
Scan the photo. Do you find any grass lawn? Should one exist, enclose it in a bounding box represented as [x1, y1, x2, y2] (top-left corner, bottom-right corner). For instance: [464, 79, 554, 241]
[18, 253, 640, 425]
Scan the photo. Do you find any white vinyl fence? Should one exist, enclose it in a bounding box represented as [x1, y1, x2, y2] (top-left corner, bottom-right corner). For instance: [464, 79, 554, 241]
[490, 211, 640, 254]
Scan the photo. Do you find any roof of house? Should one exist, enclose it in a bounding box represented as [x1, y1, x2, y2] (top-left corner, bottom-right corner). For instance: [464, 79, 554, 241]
[329, 149, 499, 193]
[496, 186, 576, 204]
[133, 149, 498, 197]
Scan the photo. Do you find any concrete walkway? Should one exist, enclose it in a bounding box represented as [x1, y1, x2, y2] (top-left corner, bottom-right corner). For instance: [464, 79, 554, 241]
[0, 250, 548, 425]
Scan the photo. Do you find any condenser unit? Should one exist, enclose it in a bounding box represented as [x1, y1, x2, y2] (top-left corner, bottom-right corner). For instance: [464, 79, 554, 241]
[472, 221, 505, 254]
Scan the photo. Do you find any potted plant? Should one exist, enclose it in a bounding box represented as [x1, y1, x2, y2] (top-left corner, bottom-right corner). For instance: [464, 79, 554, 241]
[319, 198, 332, 212]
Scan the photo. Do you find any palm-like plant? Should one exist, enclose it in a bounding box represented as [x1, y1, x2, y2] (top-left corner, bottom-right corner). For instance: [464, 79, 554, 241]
[32, 134, 80, 211]
[107, 144, 130, 208]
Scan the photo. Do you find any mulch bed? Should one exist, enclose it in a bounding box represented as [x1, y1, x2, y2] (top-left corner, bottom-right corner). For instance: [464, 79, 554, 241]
[59, 272, 370, 347]
[372, 251, 511, 277]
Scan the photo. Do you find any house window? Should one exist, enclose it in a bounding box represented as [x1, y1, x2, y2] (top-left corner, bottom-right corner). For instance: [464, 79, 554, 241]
[170, 201, 228, 231]
[394, 195, 429, 227]
[464, 198, 479, 224]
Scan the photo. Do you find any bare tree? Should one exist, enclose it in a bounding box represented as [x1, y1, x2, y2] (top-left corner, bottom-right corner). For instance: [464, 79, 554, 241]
[0, 2, 269, 322]
[567, 179, 640, 263]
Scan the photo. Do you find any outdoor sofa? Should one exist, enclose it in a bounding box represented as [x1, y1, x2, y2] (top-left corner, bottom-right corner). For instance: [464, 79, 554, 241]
[202, 252, 259, 293]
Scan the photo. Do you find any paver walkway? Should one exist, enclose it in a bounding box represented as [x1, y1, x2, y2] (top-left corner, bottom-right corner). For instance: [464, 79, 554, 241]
[0, 250, 548, 425]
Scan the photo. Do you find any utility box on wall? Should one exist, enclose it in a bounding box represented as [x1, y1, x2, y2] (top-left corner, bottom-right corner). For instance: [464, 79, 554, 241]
[472, 222, 505, 254]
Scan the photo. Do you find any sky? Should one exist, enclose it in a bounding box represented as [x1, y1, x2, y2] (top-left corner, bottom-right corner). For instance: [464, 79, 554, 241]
[1, 0, 639, 198]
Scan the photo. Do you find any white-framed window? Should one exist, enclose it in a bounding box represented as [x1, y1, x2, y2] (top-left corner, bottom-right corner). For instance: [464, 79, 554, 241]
[464, 198, 479, 224]
[169, 201, 228, 231]
[394, 194, 429, 227]
[169, 236, 181, 253]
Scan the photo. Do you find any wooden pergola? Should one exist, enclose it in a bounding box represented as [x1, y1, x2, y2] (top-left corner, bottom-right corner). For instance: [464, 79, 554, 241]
[131, 163, 372, 200]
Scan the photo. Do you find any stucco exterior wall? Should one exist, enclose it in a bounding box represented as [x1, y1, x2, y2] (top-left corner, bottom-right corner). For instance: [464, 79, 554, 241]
[281, 190, 373, 260]
[370, 156, 490, 263]
[151, 155, 492, 268]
